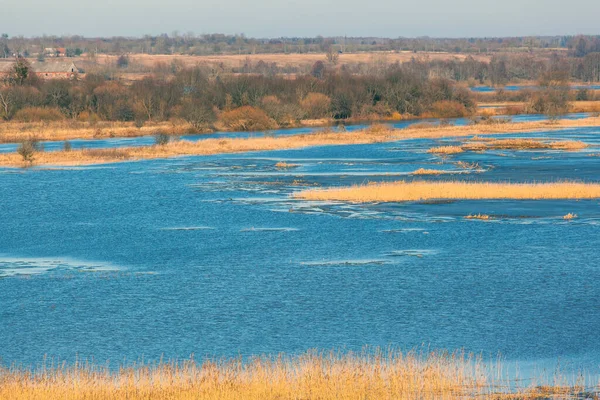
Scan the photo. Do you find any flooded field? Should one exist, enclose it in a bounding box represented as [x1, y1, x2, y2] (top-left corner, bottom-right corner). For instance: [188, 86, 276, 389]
[0, 113, 591, 154]
[1, 122, 599, 381]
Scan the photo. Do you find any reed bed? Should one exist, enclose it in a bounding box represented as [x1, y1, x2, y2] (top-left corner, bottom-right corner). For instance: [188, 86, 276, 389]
[275, 161, 300, 169]
[295, 181, 600, 202]
[0, 350, 485, 400]
[428, 145, 465, 154]
[1, 116, 600, 167]
[0, 120, 194, 143]
[462, 138, 588, 151]
[0, 350, 593, 400]
[465, 214, 492, 220]
[411, 168, 448, 175]
[429, 138, 588, 155]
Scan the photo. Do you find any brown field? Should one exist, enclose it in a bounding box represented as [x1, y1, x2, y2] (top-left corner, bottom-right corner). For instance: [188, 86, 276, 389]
[2, 117, 600, 168]
[295, 181, 600, 202]
[85, 51, 492, 70]
[0, 350, 592, 400]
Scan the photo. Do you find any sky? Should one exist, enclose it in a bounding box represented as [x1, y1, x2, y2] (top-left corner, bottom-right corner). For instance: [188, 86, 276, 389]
[2, 0, 600, 38]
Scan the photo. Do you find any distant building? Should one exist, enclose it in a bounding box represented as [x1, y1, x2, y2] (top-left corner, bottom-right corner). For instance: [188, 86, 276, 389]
[0, 61, 83, 80]
[32, 61, 82, 79]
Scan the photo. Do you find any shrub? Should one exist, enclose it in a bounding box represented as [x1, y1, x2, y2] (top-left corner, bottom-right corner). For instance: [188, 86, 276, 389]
[356, 102, 394, 119]
[261, 96, 304, 126]
[179, 99, 215, 131]
[364, 123, 391, 134]
[503, 105, 527, 115]
[116, 55, 129, 68]
[77, 111, 91, 122]
[300, 93, 331, 119]
[154, 132, 170, 145]
[330, 92, 353, 119]
[428, 100, 470, 118]
[310, 61, 326, 79]
[113, 101, 135, 121]
[218, 106, 277, 131]
[13, 107, 64, 122]
[17, 139, 42, 163]
[576, 88, 589, 101]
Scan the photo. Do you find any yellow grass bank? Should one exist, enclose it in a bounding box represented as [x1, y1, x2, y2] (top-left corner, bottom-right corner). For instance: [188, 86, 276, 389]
[295, 181, 600, 202]
[2, 117, 600, 167]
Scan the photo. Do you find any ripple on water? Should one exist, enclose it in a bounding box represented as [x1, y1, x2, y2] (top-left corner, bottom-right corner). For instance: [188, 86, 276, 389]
[0, 257, 122, 278]
[300, 259, 392, 267]
[380, 228, 427, 233]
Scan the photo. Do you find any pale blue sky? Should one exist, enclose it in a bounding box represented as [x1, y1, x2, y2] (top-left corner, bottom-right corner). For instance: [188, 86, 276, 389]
[3, 0, 599, 38]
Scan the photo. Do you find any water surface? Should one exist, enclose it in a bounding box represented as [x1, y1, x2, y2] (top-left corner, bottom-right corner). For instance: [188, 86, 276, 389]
[1, 125, 599, 379]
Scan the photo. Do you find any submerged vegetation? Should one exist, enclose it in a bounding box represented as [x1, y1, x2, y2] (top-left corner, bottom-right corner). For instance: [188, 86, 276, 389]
[0, 349, 595, 400]
[295, 181, 600, 202]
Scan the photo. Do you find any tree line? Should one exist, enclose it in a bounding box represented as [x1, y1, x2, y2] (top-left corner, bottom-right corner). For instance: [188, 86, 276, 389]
[2, 33, 600, 58]
[0, 60, 477, 129]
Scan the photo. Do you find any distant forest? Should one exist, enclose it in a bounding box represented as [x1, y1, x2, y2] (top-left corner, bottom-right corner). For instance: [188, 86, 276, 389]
[1, 33, 600, 57]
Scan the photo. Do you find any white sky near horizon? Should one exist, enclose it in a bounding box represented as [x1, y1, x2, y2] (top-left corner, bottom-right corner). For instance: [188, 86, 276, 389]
[2, 0, 599, 38]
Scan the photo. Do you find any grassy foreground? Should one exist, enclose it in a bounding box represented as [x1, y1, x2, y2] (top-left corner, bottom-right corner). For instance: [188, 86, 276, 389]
[2, 117, 600, 168]
[0, 350, 593, 400]
[295, 181, 600, 202]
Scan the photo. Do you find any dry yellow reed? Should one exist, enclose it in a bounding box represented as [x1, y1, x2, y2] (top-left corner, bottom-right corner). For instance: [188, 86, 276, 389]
[295, 181, 600, 202]
[0, 350, 592, 400]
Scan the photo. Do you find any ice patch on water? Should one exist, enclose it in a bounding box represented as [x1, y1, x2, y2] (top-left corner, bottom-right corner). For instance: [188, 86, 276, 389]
[240, 227, 299, 232]
[301, 259, 391, 267]
[0, 256, 121, 278]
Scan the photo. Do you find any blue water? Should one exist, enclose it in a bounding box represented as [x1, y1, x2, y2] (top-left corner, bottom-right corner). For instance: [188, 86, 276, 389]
[1, 124, 600, 378]
[471, 85, 600, 92]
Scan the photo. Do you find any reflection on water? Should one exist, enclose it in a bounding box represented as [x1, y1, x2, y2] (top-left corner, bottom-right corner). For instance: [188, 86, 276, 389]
[0, 125, 599, 381]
